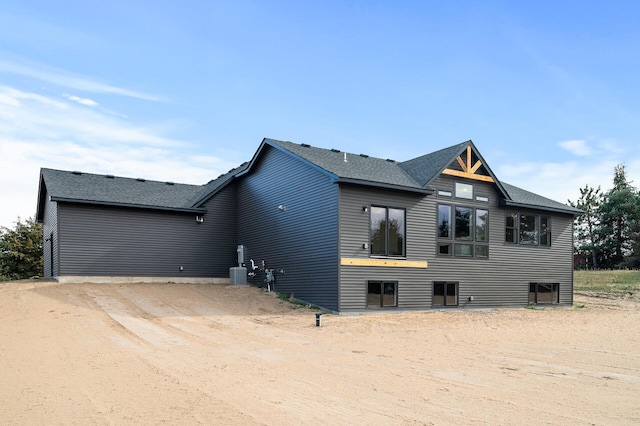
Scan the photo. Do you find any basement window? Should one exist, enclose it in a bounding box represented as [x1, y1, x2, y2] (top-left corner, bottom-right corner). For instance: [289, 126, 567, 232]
[433, 281, 458, 307]
[529, 283, 559, 304]
[367, 281, 398, 308]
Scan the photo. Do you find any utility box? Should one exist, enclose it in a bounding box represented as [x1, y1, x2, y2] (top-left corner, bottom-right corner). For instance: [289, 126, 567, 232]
[230, 267, 247, 286]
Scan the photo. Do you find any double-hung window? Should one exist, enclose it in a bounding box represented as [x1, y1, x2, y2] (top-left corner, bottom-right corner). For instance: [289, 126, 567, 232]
[370, 206, 406, 257]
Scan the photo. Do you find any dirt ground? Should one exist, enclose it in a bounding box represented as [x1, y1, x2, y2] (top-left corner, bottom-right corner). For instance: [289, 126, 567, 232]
[1, 281, 639, 425]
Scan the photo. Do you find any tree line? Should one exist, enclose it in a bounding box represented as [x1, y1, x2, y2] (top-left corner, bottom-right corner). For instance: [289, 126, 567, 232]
[570, 164, 640, 269]
[0, 217, 43, 280]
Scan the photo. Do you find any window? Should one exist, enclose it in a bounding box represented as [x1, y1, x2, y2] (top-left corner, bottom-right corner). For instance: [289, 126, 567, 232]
[371, 206, 405, 257]
[455, 182, 473, 199]
[476, 209, 488, 242]
[438, 205, 451, 238]
[529, 283, 559, 304]
[438, 204, 489, 258]
[540, 216, 551, 246]
[455, 206, 472, 240]
[433, 282, 458, 306]
[368, 281, 397, 308]
[506, 211, 551, 246]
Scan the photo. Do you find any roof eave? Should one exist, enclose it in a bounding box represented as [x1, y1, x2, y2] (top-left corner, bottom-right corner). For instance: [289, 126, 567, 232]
[337, 178, 434, 195]
[51, 197, 207, 214]
[190, 175, 235, 207]
[498, 199, 583, 216]
[236, 138, 339, 182]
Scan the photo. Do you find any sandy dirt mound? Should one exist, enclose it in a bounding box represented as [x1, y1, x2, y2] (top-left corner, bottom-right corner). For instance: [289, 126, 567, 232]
[1, 281, 639, 425]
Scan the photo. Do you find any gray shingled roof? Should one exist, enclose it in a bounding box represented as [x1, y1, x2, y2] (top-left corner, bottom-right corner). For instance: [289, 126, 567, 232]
[261, 138, 580, 215]
[398, 141, 468, 187]
[189, 162, 250, 207]
[39, 168, 206, 212]
[500, 182, 582, 214]
[264, 139, 429, 193]
[37, 138, 582, 218]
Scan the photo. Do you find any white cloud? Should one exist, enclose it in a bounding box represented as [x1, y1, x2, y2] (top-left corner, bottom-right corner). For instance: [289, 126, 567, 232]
[0, 59, 164, 102]
[558, 139, 592, 156]
[0, 86, 236, 228]
[0, 86, 176, 147]
[64, 94, 99, 107]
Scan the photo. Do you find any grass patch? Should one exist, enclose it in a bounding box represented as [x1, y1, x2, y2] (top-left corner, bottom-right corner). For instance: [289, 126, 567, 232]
[574, 270, 640, 299]
[276, 292, 319, 310]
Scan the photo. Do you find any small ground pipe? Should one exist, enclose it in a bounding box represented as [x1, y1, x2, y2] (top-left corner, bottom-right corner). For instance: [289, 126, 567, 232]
[315, 312, 322, 327]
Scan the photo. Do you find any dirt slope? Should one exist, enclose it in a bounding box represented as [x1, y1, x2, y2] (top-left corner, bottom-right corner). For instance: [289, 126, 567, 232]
[1, 281, 639, 425]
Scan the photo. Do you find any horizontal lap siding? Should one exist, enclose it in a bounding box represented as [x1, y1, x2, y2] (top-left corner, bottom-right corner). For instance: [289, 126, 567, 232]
[237, 147, 339, 311]
[58, 184, 238, 277]
[339, 185, 432, 311]
[427, 176, 575, 308]
[339, 176, 575, 312]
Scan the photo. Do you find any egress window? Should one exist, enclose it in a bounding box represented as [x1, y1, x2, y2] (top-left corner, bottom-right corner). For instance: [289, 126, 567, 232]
[529, 283, 559, 304]
[368, 281, 398, 308]
[370, 206, 406, 257]
[433, 281, 458, 306]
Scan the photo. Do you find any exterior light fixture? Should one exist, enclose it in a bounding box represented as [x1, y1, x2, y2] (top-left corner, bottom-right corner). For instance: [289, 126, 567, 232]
[278, 205, 285, 211]
[362, 206, 369, 212]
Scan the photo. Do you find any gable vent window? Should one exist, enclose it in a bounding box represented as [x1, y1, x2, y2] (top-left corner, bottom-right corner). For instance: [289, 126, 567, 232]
[455, 182, 473, 200]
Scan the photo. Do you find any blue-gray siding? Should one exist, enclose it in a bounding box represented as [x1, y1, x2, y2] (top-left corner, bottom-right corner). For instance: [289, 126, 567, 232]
[338, 175, 574, 311]
[56, 184, 238, 277]
[237, 146, 340, 311]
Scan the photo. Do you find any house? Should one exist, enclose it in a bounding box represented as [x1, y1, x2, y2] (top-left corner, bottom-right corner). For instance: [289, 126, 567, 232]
[36, 138, 582, 313]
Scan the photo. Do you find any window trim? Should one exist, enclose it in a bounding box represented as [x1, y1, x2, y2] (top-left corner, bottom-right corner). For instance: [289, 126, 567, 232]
[437, 203, 489, 258]
[367, 280, 398, 308]
[529, 282, 559, 305]
[433, 281, 459, 307]
[455, 182, 474, 200]
[505, 211, 552, 247]
[370, 206, 406, 258]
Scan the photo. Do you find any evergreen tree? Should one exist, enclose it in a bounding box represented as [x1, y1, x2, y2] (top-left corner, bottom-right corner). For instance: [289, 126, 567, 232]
[569, 185, 603, 269]
[0, 216, 43, 280]
[598, 165, 640, 268]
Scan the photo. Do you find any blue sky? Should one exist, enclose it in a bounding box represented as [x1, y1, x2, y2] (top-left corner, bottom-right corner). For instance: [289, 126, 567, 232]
[1, 1, 639, 228]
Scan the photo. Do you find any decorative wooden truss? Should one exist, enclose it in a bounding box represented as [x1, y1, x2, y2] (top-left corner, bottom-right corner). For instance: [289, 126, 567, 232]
[442, 146, 494, 182]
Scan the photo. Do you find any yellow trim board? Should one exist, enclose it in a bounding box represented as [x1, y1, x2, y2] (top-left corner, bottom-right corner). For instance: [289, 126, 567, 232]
[442, 168, 494, 182]
[341, 258, 428, 268]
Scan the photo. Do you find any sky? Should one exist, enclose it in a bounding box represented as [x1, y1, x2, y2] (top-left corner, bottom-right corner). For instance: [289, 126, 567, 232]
[1, 0, 639, 228]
